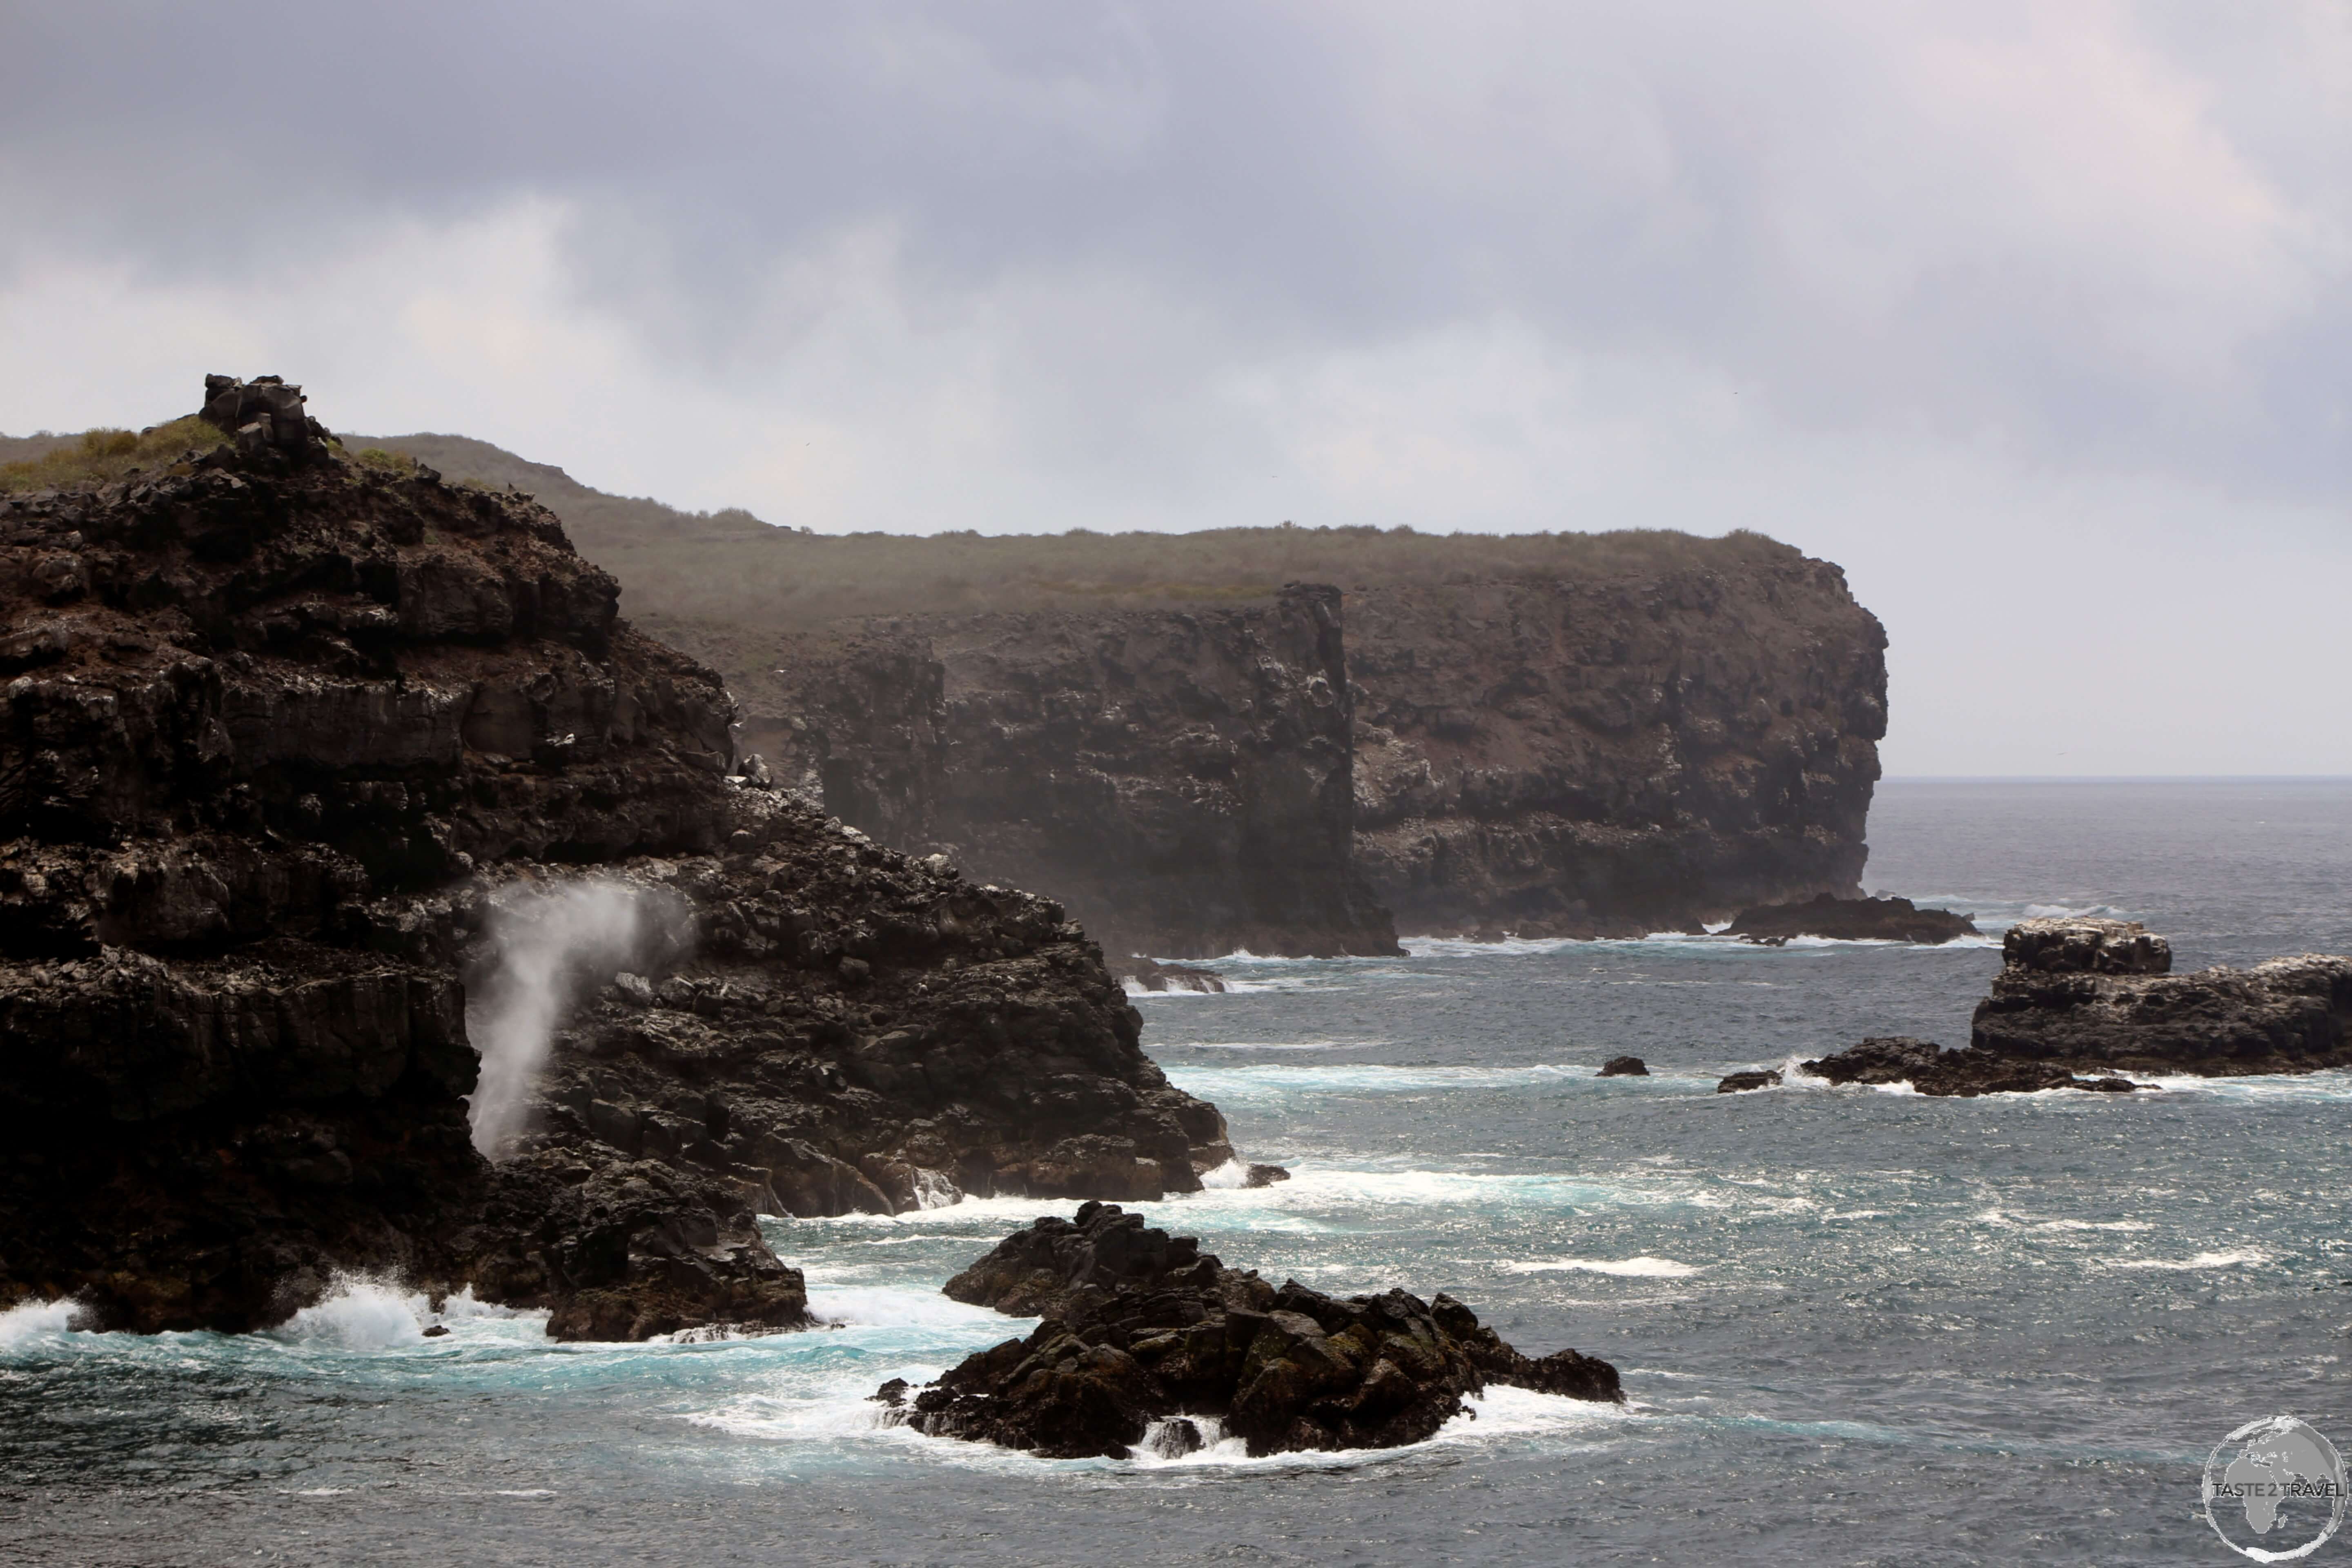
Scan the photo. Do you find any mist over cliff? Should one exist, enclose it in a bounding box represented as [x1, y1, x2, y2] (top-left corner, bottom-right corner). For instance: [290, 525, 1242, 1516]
[349, 432, 1887, 956]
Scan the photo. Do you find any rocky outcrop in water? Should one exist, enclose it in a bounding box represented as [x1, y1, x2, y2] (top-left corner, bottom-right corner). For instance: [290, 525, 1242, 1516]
[1727, 893, 1976, 945]
[1796, 1036, 2145, 1097]
[0, 379, 1229, 1339]
[726, 592, 1402, 961]
[882, 1203, 1620, 1459]
[1969, 918, 2352, 1077]
[1784, 918, 2352, 1098]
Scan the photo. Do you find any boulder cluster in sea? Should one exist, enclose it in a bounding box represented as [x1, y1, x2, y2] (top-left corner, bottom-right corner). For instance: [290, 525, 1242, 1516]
[875, 1201, 1621, 1459]
[1715, 916, 2352, 1096]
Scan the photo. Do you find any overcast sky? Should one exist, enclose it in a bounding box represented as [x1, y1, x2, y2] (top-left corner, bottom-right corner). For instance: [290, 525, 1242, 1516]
[2, 2, 2344, 774]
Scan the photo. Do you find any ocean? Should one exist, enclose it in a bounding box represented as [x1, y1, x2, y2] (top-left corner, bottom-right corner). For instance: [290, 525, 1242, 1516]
[5, 778, 2349, 1566]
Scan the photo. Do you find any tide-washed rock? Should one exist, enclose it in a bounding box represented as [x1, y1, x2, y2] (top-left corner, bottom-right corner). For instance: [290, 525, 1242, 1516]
[1598, 1055, 1648, 1077]
[1797, 1036, 2147, 1098]
[1716, 1069, 1783, 1093]
[1971, 918, 2351, 1077]
[0, 376, 1233, 1339]
[1728, 893, 1977, 945]
[893, 1203, 1620, 1458]
[1244, 1163, 1292, 1187]
[1118, 958, 1228, 993]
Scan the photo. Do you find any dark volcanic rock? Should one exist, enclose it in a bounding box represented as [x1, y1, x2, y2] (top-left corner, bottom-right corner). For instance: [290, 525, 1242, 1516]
[1796, 1036, 2149, 1098]
[1347, 567, 1886, 938]
[1118, 958, 1227, 994]
[1728, 893, 1977, 945]
[1969, 918, 2351, 1077]
[1597, 1055, 1648, 1077]
[728, 591, 1402, 960]
[899, 1204, 1620, 1459]
[1716, 1069, 1783, 1093]
[1243, 1163, 1291, 1187]
[0, 379, 1232, 1339]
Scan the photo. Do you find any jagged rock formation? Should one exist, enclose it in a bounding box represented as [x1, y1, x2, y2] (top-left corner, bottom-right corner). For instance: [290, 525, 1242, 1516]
[1969, 918, 2352, 1076]
[728, 590, 1401, 960]
[881, 1203, 1620, 1459]
[1727, 893, 1976, 945]
[1785, 918, 2352, 1098]
[1347, 570, 1885, 937]
[0, 379, 1228, 1339]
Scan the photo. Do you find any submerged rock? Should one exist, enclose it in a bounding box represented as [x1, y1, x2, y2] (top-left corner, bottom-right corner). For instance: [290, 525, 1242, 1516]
[1728, 893, 1977, 945]
[897, 1203, 1621, 1459]
[1597, 1055, 1649, 1077]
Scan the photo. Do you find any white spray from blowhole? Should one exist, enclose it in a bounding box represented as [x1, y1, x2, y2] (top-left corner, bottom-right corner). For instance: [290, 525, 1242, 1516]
[465, 878, 693, 1158]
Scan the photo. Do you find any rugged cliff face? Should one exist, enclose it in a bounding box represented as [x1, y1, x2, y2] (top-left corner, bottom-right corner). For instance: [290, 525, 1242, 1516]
[0, 382, 1227, 1337]
[706, 586, 1400, 961]
[1347, 562, 1887, 935]
[344, 435, 1890, 952]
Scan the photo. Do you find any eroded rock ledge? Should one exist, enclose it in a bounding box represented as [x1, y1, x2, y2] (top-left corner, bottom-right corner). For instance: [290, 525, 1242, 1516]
[0, 378, 1229, 1339]
[878, 1202, 1620, 1459]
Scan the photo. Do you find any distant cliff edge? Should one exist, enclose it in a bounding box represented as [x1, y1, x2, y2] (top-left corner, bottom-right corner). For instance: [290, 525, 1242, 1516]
[349, 434, 1887, 951]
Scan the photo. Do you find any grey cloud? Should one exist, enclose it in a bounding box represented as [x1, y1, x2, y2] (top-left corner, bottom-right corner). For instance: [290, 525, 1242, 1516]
[0, 1, 2342, 502]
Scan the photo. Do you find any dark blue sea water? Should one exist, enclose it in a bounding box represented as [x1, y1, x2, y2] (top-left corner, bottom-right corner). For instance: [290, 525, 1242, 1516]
[6, 780, 2350, 1566]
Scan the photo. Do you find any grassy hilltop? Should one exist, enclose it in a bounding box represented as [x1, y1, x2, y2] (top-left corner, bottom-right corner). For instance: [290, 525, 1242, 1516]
[348, 432, 1801, 635]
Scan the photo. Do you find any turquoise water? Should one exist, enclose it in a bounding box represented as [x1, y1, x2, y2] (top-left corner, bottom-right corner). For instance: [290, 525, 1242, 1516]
[4, 779, 2349, 1565]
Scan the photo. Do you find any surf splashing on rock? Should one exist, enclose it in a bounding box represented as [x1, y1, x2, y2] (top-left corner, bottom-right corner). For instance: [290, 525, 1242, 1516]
[466, 879, 693, 1157]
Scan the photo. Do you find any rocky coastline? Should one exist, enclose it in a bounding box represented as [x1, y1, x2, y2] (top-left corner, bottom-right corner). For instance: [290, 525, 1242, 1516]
[877, 1202, 1621, 1459]
[0, 379, 1230, 1339]
[1716, 916, 2352, 1097]
[352, 437, 1893, 956]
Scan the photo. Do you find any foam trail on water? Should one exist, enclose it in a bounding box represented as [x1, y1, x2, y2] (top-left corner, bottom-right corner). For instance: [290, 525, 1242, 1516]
[467, 879, 690, 1156]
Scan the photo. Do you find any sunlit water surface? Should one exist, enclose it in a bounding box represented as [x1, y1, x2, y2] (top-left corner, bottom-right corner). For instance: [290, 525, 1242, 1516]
[5, 780, 2349, 1565]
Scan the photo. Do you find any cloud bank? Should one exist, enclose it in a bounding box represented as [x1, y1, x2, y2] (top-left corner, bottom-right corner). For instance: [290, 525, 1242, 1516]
[2, 2, 2344, 773]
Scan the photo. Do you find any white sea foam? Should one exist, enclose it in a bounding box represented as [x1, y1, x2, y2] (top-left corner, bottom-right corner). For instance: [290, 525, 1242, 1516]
[1162, 1062, 1590, 1101]
[1501, 1256, 1703, 1278]
[467, 878, 693, 1157]
[2103, 1249, 2270, 1272]
[0, 1297, 82, 1347]
[272, 1276, 428, 1350]
[804, 1284, 1023, 1334]
[1164, 1039, 1384, 1052]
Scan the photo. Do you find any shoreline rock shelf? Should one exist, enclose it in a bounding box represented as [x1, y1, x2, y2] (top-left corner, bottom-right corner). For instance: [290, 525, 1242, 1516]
[879, 1202, 1621, 1459]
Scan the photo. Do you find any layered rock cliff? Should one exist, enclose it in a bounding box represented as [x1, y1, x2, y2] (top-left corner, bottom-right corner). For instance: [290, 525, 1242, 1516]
[719, 588, 1400, 960]
[0, 381, 1227, 1337]
[1347, 565, 1884, 937]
